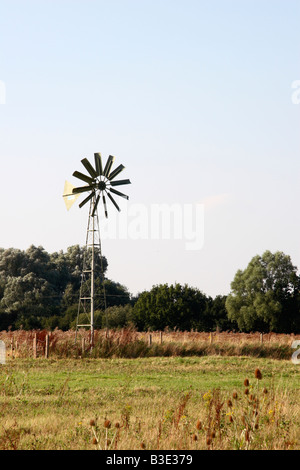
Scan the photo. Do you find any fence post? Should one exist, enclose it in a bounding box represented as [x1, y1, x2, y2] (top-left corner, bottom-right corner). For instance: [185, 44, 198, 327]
[82, 338, 85, 354]
[33, 334, 37, 359]
[45, 334, 49, 359]
[160, 331, 163, 344]
[148, 334, 152, 346]
[260, 333, 263, 344]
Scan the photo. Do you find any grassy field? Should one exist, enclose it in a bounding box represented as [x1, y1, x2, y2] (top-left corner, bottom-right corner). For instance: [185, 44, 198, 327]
[0, 353, 299, 450]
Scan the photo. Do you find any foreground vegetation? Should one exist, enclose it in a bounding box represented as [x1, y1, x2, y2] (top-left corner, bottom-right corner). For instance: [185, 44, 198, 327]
[0, 352, 299, 450]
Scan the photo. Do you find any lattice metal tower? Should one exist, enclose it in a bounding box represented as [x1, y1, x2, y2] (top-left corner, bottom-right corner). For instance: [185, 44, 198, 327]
[74, 195, 107, 345]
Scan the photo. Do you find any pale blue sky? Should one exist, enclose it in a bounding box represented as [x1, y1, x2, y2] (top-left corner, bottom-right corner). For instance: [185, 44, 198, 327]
[0, 0, 299, 298]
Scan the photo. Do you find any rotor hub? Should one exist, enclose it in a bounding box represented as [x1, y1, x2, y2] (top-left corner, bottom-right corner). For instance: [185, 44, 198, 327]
[98, 180, 107, 191]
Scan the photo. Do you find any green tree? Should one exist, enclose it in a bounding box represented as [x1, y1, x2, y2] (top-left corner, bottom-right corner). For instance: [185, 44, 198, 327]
[0, 247, 27, 277]
[225, 250, 300, 332]
[209, 295, 237, 331]
[0, 273, 59, 329]
[0, 244, 110, 330]
[101, 304, 134, 329]
[50, 245, 108, 294]
[132, 283, 209, 331]
[100, 279, 131, 308]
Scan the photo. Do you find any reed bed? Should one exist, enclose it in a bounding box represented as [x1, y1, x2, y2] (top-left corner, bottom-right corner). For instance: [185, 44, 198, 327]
[0, 328, 298, 361]
[143, 330, 296, 346]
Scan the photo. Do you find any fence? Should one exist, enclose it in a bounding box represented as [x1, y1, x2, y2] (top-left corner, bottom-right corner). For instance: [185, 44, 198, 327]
[0, 329, 298, 360]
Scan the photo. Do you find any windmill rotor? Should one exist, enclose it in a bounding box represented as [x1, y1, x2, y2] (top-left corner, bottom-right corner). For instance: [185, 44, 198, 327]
[64, 153, 131, 217]
[63, 152, 131, 215]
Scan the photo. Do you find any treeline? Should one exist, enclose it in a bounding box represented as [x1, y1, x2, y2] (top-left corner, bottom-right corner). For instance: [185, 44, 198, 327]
[0, 245, 130, 331]
[0, 246, 299, 333]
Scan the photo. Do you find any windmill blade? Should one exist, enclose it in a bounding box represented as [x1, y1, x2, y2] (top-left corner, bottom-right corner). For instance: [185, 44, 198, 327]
[108, 164, 125, 181]
[73, 170, 94, 185]
[79, 191, 94, 208]
[110, 179, 131, 187]
[102, 194, 108, 218]
[81, 158, 98, 179]
[110, 187, 129, 200]
[62, 180, 80, 211]
[106, 191, 120, 212]
[72, 185, 94, 194]
[94, 152, 103, 176]
[92, 194, 101, 217]
[103, 155, 115, 178]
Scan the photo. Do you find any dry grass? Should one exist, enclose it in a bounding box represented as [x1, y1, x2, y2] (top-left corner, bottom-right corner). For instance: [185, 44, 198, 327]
[85, 367, 300, 450]
[0, 328, 297, 360]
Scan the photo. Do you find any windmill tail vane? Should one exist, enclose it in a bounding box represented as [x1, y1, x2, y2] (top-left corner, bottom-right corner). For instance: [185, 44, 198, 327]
[63, 152, 131, 216]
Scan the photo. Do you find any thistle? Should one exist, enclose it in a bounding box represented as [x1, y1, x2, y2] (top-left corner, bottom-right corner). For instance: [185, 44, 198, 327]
[254, 368, 262, 380]
[196, 420, 202, 430]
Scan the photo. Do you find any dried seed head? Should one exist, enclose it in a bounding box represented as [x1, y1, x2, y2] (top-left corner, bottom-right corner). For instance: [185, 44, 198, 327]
[244, 388, 249, 395]
[206, 436, 212, 446]
[192, 434, 198, 441]
[227, 399, 233, 408]
[228, 415, 234, 423]
[263, 388, 268, 394]
[115, 422, 120, 428]
[232, 392, 238, 399]
[254, 368, 262, 380]
[196, 420, 202, 430]
[140, 442, 146, 449]
[104, 419, 111, 429]
[244, 378, 249, 387]
[92, 437, 98, 445]
[89, 419, 96, 427]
